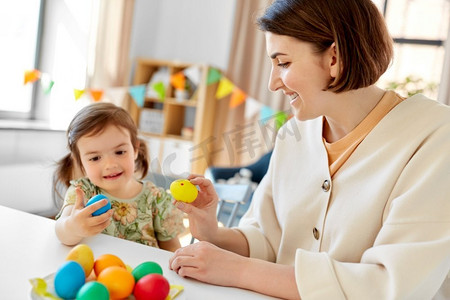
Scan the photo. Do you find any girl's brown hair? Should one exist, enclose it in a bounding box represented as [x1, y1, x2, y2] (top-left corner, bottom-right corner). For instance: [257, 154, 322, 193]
[56, 102, 149, 187]
[257, 0, 393, 93]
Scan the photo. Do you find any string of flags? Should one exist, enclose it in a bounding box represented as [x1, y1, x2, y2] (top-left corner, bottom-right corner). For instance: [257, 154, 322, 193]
[24, 66, 290, 129]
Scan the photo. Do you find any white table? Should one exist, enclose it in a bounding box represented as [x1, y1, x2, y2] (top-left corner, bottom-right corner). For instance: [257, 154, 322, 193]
[0, 205, 275, 299]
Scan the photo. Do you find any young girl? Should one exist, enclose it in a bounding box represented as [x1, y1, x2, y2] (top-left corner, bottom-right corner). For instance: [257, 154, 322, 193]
[55, 102, 184, 252]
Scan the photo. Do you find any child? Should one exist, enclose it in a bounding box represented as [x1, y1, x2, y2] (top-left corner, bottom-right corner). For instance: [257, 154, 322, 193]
[55, 102, 184, 252]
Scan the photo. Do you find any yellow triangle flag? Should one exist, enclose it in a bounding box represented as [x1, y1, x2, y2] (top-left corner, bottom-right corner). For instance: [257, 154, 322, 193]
[170, 72, 186, 90]
[74, 89, 85, 100]
[229, 88, 246, 108]
[215, 77, 234, 99]
[89, 89, 104, 102]
[24, 69, 41, 84]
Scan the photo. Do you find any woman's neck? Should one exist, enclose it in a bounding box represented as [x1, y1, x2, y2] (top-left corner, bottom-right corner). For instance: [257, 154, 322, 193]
[323, 86, 385, 143]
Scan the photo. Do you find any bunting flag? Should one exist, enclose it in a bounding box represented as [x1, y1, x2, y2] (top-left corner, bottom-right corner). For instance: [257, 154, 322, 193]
[244, 97, 262, 120]
[105, 87, 128, 107]
[89, 89, 104, 102]
[23, 67, 290, 132]
[170, 72, 186, 90]
[40, 73, 54, 94]
[207, 67, 222, 85]
[260, 105, 275, 125]
[274, 111, 288, 130]
[151, 81, 165, 100]
[229, 88, 246, 108]
[215, 77, 234, 99]
[73, 89, 85, 100]
[183, 65, 201, 85]
[128, 85, 146, 107]
[24, 69, 41, 84]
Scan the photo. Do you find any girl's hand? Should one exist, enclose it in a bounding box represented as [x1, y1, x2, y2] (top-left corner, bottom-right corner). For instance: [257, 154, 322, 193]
[66, 188, 113, 239]
[169, 241, 245, 287]
[174, 175, 219, 242]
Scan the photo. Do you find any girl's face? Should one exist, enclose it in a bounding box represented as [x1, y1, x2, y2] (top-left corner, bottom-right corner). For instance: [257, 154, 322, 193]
[265, 32, 337, 121]
[77, 124, 139, 197]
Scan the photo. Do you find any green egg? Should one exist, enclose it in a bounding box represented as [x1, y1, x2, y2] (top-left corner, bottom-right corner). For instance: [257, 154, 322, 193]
[132, 261, 163, 282]
[76, 281, 109, 300]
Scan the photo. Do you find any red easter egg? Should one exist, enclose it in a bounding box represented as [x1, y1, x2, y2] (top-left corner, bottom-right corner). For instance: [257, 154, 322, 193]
[133, 274, 170, 300]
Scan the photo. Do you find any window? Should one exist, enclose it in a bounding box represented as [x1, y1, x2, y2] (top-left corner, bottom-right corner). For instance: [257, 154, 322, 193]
[0, 0, 43, 118]
[375, 0, 450, 98]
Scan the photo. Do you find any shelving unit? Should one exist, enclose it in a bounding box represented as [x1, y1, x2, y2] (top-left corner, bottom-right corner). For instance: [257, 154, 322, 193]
[127, 58, 218, 176]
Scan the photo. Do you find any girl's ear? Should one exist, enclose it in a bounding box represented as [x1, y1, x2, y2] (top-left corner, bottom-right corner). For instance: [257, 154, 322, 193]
[328, 42, 339, 78]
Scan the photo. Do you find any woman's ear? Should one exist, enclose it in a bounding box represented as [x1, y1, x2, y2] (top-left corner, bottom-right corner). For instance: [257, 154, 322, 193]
[328, 42, 339, 78]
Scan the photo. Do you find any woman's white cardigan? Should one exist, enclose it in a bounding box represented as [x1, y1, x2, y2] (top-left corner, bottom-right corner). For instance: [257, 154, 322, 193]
[239, 94, 450, 299]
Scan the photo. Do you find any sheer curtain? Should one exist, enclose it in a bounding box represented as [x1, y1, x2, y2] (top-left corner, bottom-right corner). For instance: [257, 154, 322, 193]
[88, 0, 135, 98]
[210, 0, 290, 167]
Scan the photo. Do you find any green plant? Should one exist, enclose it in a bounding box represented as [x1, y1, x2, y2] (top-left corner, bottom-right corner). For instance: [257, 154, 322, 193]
[385, 75, 438, 98]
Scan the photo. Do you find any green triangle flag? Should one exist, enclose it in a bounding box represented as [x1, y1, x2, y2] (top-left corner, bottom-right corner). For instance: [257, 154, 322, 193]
[275, 111, 288, 130]
[207, 68, 222, 85]
[152, 81, 166, 100]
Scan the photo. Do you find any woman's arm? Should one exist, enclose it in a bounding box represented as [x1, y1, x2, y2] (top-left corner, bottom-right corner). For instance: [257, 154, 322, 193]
[55, 188, 112, 245]
[169, 241, 300, 299]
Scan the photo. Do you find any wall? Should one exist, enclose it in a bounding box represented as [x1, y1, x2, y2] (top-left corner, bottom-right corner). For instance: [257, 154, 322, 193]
[129, 0, 236, 73]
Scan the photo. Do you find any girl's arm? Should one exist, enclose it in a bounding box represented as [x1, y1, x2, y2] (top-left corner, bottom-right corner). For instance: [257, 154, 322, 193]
[55, 188, 113, 245]
[169, 241, 300, 300]
[158, 237, 181, 252]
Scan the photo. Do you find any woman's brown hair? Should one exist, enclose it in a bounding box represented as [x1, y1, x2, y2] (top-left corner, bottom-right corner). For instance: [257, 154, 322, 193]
[257, 0, 393, 92]
[56, 102, 149, 187]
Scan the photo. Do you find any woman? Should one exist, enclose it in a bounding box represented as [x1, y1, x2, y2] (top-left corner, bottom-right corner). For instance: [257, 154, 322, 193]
[169, 0, 450, 299]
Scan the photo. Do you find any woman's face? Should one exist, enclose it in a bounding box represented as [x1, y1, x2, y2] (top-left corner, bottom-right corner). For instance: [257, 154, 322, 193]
[265, 32, 336, 121]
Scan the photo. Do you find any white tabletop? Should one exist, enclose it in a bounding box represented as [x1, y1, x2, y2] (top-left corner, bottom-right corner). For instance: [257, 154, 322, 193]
[0, 205, 275, 299]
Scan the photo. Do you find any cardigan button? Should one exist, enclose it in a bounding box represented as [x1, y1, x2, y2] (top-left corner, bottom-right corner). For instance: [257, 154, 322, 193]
[321, 180, 330, 192]
[313, 227, 320, 240]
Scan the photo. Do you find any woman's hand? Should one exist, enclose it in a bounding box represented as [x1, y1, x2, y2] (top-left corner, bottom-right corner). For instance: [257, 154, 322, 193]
[169, 241, 300, 299]
[55, 188, 112, 245]
[169, 241, 246, 287]
[174, 175, 220, 242]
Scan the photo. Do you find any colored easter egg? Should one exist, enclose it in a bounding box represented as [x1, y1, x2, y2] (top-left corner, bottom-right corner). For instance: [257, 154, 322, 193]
[93, 253, 126, 277]
[54, 261, 85, 299]
[170, 179, 198, 203]
[133, 274, 170, 300]
[66, 244, 94, 277]
[132, 261, 163, 282]
[76, 281, 109, 300]
[85, 194, 111, 216]
[97, 266, 135, 299]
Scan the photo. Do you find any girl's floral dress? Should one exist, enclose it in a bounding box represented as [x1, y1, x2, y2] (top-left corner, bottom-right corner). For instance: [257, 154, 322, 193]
[56, 178, 185, 248]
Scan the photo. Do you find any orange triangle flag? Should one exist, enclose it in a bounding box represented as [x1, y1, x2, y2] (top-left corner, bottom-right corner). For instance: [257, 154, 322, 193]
[24, 69, 41, 84]
[74, 89, 85, 100]
[170, 72, 185, 90]
[229, 88, 246, 108]
[89, 89, 104, 102]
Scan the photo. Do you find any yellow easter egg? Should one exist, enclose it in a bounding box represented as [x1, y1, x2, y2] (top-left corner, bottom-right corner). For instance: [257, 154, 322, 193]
[170, 179, 198, 203]
[66, 244, 94, 277]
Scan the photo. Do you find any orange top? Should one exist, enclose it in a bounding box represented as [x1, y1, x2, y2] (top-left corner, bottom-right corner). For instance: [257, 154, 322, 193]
[324, 91, 405, 177]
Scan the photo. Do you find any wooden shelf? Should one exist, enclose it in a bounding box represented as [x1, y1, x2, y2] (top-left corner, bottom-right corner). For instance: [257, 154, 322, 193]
[127, 58, 218, 175]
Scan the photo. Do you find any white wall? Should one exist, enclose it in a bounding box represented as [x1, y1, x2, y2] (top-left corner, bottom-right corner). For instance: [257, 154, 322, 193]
[129, 0, 236, 73]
